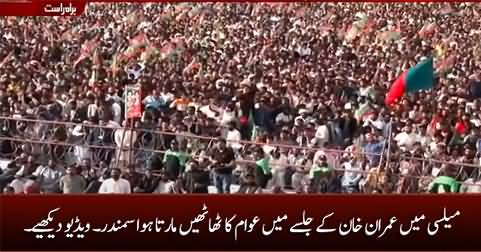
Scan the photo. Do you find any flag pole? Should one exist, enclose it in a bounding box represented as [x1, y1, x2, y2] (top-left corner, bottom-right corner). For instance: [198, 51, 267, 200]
[384, 118, 394, 173]
[128, 119, 135, 170]
[115, 120, 127, 170]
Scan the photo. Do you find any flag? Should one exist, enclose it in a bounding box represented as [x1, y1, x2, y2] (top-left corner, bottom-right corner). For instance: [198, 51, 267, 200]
[159, 37, 186, 60]
[183, 58, 201, 74]
[362, 18, 376, 33]
[474, 8, 480, 17]
[175, 3, 193, 13]
[248, 110, 257, 141]
[119, 33, 149, 63]
[354, 102, 373, 121]
[119, 47, 137, 63]
[436, 54, 456, 74]
[159, 42, 176, 59]
[73, 37, 99, 68]
[126, 10, 144, 26]
[256, 157, 271, 175]
[385, 57, 434, 106]
[345, 13, 374, 42]
[140, 45, 160, 63]
[345, 25, 360, 42]
[418, 22, 437, 38]
[438, 6, 455, 15]
[377, 22, 401, 42]
[449, 122, 465, 146]
[295, 6, 307, 18]
[427, 115, 441, 137]
[130, 33, 149, 48]
[61, 29, 74, 41]
[125, 84, 142, 119]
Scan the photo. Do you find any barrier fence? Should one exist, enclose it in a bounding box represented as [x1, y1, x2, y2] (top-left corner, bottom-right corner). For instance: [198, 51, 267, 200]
[1, 116, 480, 190]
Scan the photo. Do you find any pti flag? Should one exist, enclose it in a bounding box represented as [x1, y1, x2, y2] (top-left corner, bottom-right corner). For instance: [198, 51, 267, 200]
[73, 36, 99, 68]
[125, 84, 142, 119]
[385, 57, 434, 106]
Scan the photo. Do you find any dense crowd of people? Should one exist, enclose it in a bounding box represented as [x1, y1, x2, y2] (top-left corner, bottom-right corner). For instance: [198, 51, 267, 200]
[1, 3, 481, 194]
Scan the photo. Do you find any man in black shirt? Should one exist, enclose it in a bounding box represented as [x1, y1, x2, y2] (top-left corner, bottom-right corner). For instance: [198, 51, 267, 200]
[209, 139, 236, 194]
[184, 161, 210, 193]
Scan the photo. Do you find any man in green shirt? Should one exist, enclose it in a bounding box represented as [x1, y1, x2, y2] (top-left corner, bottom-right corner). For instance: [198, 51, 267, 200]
[255, 148, 272, 192]
[163, 141, 188, 180]
[429, 176, 460, 193]
[308, 155, 333, 193]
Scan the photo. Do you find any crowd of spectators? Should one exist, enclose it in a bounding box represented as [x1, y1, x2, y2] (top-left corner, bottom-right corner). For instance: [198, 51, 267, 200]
[1, 3, 481, 194]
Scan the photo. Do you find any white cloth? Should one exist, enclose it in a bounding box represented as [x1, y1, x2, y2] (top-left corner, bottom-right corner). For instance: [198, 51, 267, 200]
[275, 112, 291, 124]
[154, 181, 175, 193]
[9, 178, 34, 194]
[394, 132, 419, 151]
[160, 92, 174, 104]
[199, 105, 219, 120]
[341, 161, 363, 187]
[460, 179, 481, 193]
[313, 150, 327, 165]
[87, 104, 99, 118]
[32, 166, 64, 192]
[263, 145, 276, 155]
[74, 146, 91, 164]
[114, 129, 138, 163]
[364, 119, 385, 131]
[226, 129, 242, 150]
[112, 102, 122, 124]
[315, 125, 330, 146]
[98, 178, 131, 194]
[220, 111, 236, 125]
[269, 154, 288, 188]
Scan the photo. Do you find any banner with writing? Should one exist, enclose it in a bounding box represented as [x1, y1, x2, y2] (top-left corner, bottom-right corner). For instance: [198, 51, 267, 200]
[125, 84, 142, 119]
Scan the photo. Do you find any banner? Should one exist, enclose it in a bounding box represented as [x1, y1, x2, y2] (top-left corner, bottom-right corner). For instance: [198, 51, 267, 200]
[125, 84, 142, 119]
[2, 195, 481, 251]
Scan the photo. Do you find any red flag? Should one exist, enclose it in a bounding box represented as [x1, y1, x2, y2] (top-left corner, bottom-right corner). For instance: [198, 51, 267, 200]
[418, 22, 437, 38]
[385, 72, 407, 106]
[126, 10, 145, 26]
[183, 58, 201, 74]
[427, 115, 441, 136]
[130, 33, 149, 48]
[295, 7, 306, 18]
[362, 18, 376, 33]
[118, 33, 149, 63]
[436, 54, 456, 74]
[159, 42, 176, 58]
[438, 6, 455, 15]
[73, 37, 99, 68]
